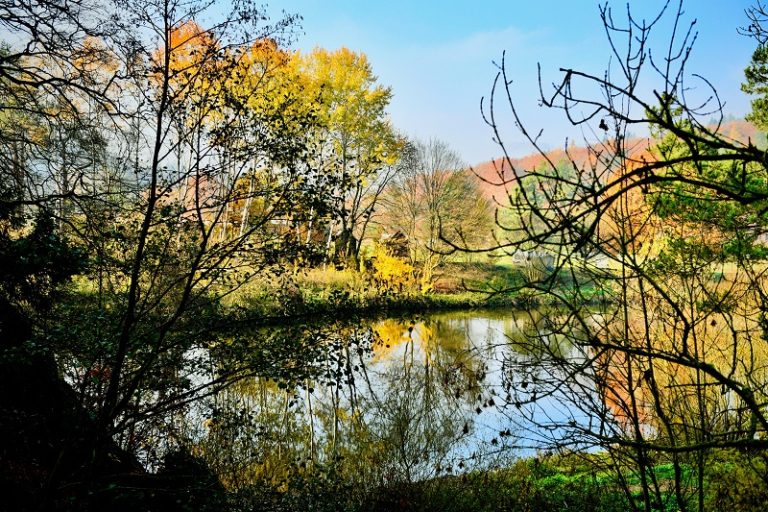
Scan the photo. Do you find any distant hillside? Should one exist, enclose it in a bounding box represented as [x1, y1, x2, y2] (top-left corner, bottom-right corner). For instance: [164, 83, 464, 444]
[470, 119, 763, 202]
[471, 145, 593, 203]
[718, 118, 761, 142]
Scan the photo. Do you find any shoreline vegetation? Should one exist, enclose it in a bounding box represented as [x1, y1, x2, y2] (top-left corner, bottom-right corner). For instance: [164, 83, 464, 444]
[214, 260, 600, 327]
[223, 282, 526, 327]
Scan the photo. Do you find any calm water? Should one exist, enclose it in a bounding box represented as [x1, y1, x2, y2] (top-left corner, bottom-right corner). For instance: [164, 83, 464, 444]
[181, 309, 594, 483]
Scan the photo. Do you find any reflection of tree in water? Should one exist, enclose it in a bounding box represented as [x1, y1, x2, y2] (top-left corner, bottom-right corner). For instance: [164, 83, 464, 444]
[372, 318, 483, 395]
[498, 309, 597, 450]
[502, 309, 573, 359]
[195, 379, 310, 489]
[364, 318, 486, 482]
[186, 316, 500, 489]
[169, 324, 367, 488]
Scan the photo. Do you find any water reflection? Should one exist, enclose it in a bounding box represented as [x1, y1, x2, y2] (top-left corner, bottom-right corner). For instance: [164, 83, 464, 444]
[191, 310, 565, 487]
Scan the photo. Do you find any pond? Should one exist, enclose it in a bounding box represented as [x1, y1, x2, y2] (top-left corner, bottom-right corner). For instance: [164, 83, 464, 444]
[176, 308, 597, 486]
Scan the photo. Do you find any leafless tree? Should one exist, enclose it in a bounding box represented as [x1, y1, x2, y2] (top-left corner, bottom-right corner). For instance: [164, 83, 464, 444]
[381, 138, 493, 290]
[447, 1, 768, 510]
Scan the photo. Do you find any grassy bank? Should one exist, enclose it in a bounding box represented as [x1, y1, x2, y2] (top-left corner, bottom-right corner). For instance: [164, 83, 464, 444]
[220, 454, 631, 512]
[218, 260, 610, 326]
[211, 449, 767, 511]
[218, 262, 535, 326]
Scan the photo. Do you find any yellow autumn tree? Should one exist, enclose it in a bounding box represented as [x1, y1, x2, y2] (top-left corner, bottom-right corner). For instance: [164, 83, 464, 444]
[218, 39, 320, 238]
[296, 47, 402, 264]
[231, 40, 316, 143]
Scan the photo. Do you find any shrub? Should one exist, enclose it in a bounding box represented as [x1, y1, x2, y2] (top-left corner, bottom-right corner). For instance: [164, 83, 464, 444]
[369, 244, 414, 293]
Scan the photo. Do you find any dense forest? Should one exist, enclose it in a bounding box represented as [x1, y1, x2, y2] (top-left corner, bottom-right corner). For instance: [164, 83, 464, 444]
[4, 0, 768, 511]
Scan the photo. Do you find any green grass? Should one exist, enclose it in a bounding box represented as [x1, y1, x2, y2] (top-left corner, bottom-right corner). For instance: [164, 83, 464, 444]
[235, 454, 632, 512]
[216, 261, 539, 325]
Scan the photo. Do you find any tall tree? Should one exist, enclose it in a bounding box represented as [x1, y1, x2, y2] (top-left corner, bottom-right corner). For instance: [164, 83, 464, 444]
[80, 0, 307, 445]
[297, 47, 401, 263]
[0, 0, 316, 505]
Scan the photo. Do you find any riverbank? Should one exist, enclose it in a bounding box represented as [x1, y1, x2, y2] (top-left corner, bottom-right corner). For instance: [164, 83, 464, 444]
[211, 453, 632, 512]
[221, 286, 530, 327]
[217, 261, 607, 327]
[213, 450, 761, 512]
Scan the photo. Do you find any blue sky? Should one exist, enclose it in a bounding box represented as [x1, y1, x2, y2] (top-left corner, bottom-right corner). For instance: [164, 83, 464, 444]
[268, 1, 758, 164]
